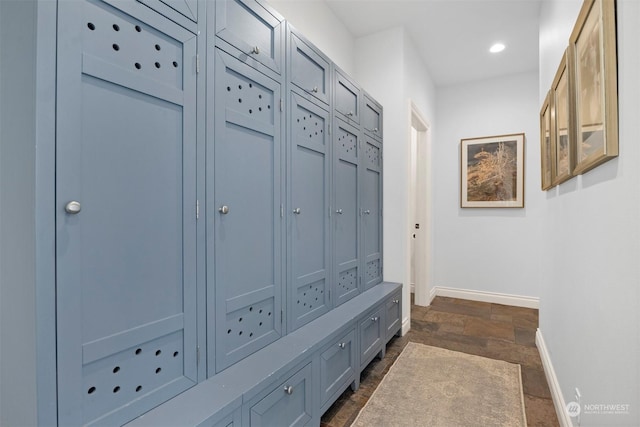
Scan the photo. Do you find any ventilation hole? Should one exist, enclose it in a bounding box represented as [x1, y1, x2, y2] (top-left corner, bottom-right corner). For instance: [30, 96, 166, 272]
[113, 386, 120, 393]
[155, 367, 162, 374]
[238, 98, 242, 103]
[155, 350, 161, 356]
[238, 85, 242, 90]
[136, 385, 142, 392]
[303, 117, 306, 120]
[112, 44, 120, 51]
[88, 386, 96, 394]
[258, 94, 262, 99]
[135, 348, 142, 355]
[297, 119, 299, 122]
[87, 23, 96, 31]
[154, 62, 160, 69]
[249, 109, 252, 114]
[239, 317, 243, 322]
[259, 309, 263, 313]
[113, 24, 120, 31]
[227, 329, 232, 334]
[239, 331, 243, 336]
[173, 351, 179, 357]
[249, 307, 253, 311]
[135, 25, 142, 32]
[155, 44, 161, 51]
[267, 105, 271, 109]
[227, 86, 231, 91]
[113, 366, 120, 374]
[173, 61, 178, 68]
[268, 312, 271, 316]
[259, 322, 263, 326]
[249, 332, 253, 337]
[135, 63, 141, 70]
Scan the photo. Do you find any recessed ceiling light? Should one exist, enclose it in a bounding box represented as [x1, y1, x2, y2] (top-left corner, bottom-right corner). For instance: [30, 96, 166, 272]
[490, 43, 506, 53]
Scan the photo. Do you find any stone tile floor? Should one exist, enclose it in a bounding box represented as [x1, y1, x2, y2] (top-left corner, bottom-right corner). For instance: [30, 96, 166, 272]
[320, 296, 559, 427]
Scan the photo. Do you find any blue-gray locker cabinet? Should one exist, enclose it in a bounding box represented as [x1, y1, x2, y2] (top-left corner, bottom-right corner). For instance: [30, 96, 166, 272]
[332, 118, 361, 307]
[55, 0, 198, 424]
[319, 328, 356, 413]
[362, 93, 383, 142]
[361, 134, 383, 290]
[334, 67, 360, 124]
[288, 28, 331, 106]
[209, 48, 284, 374]
[215, 0, 283, 77]
[385, 291, 402, 341]
[359, 305, 385, 371]
[287, 91, 332, 332]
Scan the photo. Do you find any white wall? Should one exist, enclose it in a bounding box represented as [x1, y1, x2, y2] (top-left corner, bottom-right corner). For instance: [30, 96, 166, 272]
[433, 71, 543, 299]
[538, 1, 640, 425]
[267, 0, 355, 75]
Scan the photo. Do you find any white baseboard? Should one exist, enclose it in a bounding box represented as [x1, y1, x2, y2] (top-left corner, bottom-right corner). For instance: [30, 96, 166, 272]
[428, 286, 437, 304]
[536, 329, 572, 427]
[401, 317, 410, 336]
[432, 286, 539, 309]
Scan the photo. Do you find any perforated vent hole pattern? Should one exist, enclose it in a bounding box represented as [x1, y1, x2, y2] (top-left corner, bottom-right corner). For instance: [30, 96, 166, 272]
[294, 106, 324, 145]
[337, 127, 357, 156]
[296, 280, 325, 317]
[337, 268, 357, 297]
[366, 143, 380, 167]
[82, 331, 184, 422]
[83, 1, 183, 90]
[225, 298, 275, 352]
[367, 259, 380, 282]
[225, 72, 274, 125]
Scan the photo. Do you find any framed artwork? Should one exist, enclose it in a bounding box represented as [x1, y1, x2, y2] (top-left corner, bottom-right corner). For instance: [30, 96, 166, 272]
[551, 49, 574, 185]
[569, 0, 618, 174]
[461, 133, 525, 208]
[540, 91, 554, 191]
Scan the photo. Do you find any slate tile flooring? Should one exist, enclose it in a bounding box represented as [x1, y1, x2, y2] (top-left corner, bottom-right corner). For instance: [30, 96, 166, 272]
[320, 296, 559, 427]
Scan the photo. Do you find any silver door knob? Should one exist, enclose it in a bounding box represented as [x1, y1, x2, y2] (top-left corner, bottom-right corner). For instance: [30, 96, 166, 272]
[336, 209, 343, 215]
[293, 208, 301, 214]
[65, 201, 82, 214]
[364, 209, 371, 215]
[393, 299, 400, 304]
[311, 86, 318, 93]
[371, 316, 379, 322]
[338, 342, 346, 349]
[347, 111, 354, 117]
[373, 127, 378, 132]
[218, 205, 229, 214]
[251, 46, 260, 54]
[284, 385, 293, 395]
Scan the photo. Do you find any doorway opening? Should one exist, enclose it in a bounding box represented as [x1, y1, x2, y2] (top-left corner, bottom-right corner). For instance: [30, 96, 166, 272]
[408, 101, 431, 307]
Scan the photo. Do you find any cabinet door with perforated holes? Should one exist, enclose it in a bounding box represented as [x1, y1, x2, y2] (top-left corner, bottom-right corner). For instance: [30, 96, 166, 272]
[287, 92, 331, 332]
[209, 48, 283, 374]
[55, 1, 197, 425]
[361, 135, 383, 290]
[333, 119, 361, 307]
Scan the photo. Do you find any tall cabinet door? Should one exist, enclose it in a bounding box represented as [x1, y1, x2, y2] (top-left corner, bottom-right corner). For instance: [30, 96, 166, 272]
[210, 49, 283, 373]
[287, 92, 331, 331]
[362, 136, 383, 289]
[333, 119, 361, 306]
[55, 1, 197, 425]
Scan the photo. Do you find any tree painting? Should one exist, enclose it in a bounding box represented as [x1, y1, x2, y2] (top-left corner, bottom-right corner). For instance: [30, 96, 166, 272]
[466, 140, 518, 201]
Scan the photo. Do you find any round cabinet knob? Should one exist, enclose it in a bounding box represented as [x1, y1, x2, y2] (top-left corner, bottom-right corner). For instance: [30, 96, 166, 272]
[335, 209, 343, 215]
[293, 208, 301, 214]
[393, 299, 400, 304]
[338, 342, 346, 349]
[251, 46, 260, 54]
[311, 86, 319, 93]
[373, 127, 379, 132]
[347, 111, 354, 117]
[364, 209, 371, 215]
[65, 201, 82, 214]
[371, 316, 379, 322]
[218, 205, 229, 215]
[284, 385, 293, 395]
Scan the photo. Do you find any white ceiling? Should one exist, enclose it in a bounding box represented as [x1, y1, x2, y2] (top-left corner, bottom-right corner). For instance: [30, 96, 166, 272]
[323, 0, 542, 86]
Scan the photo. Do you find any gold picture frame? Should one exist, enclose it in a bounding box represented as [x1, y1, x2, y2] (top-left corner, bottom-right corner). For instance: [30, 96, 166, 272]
[551, 49, 574, 185]
[461, 133, 525, 208]
[540, 91, 554, 191]
[569, 0, 618, 175]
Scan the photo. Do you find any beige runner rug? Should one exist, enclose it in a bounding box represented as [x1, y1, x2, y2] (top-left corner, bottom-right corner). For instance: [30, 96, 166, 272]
[351, 342, 526, 427]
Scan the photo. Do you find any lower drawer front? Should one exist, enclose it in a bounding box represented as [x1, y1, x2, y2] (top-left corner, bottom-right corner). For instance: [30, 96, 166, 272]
[359, 307, 383, 368]
[320, 329, 356, 406]
[249, 363, 313, 427]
